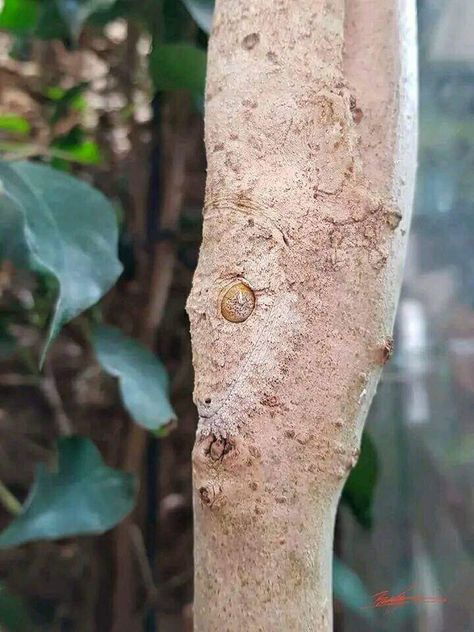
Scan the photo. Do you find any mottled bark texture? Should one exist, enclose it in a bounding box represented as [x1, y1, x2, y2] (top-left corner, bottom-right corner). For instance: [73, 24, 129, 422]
[186, 0, 417, 629]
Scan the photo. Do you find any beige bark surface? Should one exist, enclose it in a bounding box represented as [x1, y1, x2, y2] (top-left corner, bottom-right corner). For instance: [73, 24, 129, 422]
[186, 0, 417, 629]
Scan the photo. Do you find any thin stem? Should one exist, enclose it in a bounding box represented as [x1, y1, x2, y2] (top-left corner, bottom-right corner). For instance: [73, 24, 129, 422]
[41, 359, 74, 436]
[0, 480, 21, 515]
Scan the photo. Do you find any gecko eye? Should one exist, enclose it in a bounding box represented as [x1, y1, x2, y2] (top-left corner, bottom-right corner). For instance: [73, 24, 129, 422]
[220, 281, 255, 323]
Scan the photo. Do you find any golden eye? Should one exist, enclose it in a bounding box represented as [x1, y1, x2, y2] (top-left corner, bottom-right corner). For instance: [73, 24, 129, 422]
[220, 281, 255, 323]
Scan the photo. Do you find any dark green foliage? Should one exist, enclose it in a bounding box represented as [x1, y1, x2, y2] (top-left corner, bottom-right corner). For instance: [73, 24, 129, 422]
[0, 0, 38, 34]
[56, 0, 117, 39]
[50, 126, 101, 166]
[341, 431, 379, 529]
[0, 584, 33, 632]
[0, 115, 30, 135]
[45, 83, 87, 124]
[0, 326, 16, 359]
[34, 1, 69, 40]
[149, 43, 207, 98]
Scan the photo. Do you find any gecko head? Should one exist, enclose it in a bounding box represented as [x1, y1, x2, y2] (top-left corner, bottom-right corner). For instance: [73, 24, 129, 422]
[186, 209, 292, 432]
[192, 276, 260, 424]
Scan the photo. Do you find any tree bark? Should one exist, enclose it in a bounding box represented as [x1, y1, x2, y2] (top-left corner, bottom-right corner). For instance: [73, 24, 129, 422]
[186, 1, 417, 630]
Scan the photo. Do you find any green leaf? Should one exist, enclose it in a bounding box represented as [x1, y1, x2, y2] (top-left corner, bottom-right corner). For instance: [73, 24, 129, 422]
[333, 557, 374, 621]
[0, 436, 136, 548]
[55, 0, 118, 39]
[34, 0, 121, 41]
[51, 126, 101, 165]
[161, 0, 189, 42]
[0, 115, 30, 135]
[0, 328, 16, 359]
[92, 325, 176, 432]
[57, 140, 100, 164]
[181, 0, 213, 33]
[0, 583, 33, 632]
[341, 431, 378, 529]
[87, 0, 132, 26]
[49, 140, 101, 165]
[0, 160, 122, 361]
[0, 0, 38, 33]
[46, 83, 88, 124]
[35, 1, 69, 40]
[149, 43, 207, 98]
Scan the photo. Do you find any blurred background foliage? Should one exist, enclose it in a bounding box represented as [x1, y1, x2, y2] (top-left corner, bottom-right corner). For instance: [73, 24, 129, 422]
[0, 0, 472, 631]
[340, 1, 474, 631]
[0, 2, 210, 630]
